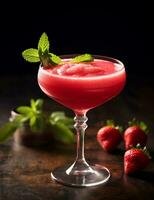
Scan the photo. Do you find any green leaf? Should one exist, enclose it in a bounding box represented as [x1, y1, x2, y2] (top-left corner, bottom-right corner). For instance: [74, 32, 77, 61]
[143, 146, 151, 159]
[29, 115, 45, 133]
[106, 120, 115, 127]
[71, 54, 94, 63]
[0, 122, 18, 142]
[30, 99, 36, 110]
[128, 118, 137, 126]
[22, 48, 40, 63]
[58, 118, 74, 128]
[106, 120, 123, 133]
[49, 53, 61, 65]
[14, 115, 29, 124]
[35, 99, 43, 110]
[128, 118, 148, 133]
[50, 111, 65, 121]
[118, 126, 123, 133]
[139, 121, 148, 132]
[29, 115, 36, 131]
[16, 106, 32, 115]
[30, 99, 43, 113]
[51, 122, 75, 144]
[50, 112, 74, 127]
[38, 32, 49, 53]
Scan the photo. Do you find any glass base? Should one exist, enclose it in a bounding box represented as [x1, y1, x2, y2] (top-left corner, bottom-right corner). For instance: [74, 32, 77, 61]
[51, 164, 110, 187]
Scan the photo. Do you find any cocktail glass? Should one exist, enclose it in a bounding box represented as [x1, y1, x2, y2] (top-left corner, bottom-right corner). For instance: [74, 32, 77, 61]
[38, 55, 126, 187]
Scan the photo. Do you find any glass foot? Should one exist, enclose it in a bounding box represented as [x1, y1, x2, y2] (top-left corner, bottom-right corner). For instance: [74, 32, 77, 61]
[51, 164, 110, 187]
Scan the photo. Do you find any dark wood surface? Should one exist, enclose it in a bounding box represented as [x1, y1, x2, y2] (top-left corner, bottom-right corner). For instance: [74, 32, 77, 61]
[0, 75, 154, 200]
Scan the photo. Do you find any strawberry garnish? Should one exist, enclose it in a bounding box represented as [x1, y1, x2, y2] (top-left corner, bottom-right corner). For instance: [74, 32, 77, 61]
[124, 144, 151, 175]
[97, 120, 123, 152]
[124, 118, 148, 150]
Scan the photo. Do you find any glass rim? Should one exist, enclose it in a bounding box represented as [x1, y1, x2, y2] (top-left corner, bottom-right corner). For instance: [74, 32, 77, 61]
[38, 54, 125, 80]
[59, 54, 124, 69]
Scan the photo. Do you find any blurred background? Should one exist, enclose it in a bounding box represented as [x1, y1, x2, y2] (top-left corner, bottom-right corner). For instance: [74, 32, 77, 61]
[0, 3, 151, 78]
[0, 2, 153, 126]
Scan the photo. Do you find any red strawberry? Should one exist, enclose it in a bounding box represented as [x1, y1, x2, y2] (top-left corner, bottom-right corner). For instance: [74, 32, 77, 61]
[97, 120, 123, 152]
[124, 145, 151, 175]
[124, 119, 148, 150]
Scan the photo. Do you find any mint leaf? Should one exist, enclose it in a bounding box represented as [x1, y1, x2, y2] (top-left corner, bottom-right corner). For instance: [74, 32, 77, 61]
[49, 53, 61, 65]
[16, 106, 32, 115]
[29, 115, 37, 131]
[50, 111, 66, 122]
[29, 115, 45, 133]
[51, 122, 75, 144]
[50, 112, 74, 127]
[22, 48, 40, 62]
[30, 99, 36, 110]
[38, 32, 49, 53]
[30, 99, 43, 113]
[72, 54, 94, 63]
[14, 115, 29, 124]
[0, 122, 18, 142]
[34, 99, 43, 110]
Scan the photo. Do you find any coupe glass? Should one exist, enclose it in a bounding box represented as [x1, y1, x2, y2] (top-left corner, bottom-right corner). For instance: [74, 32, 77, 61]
[38, 55, 126, 187]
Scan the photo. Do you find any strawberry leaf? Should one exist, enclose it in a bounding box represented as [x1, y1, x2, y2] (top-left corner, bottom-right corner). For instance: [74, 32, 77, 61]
[106, 120, 123, 133]
[128, 118, 138, 126]
[117, 126, 123, 133]
[139, 121, 148, 133]
[143, 146, 151, 159]
[128, 118, 148, 133]
[106, 120, 115, 127]
[132, 144, 151, 159]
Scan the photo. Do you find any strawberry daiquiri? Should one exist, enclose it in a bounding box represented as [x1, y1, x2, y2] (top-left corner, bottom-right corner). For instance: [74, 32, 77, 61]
[38, 58, 126, 115]
[38, 55, 126, 187]
[22, 33, 126, 187]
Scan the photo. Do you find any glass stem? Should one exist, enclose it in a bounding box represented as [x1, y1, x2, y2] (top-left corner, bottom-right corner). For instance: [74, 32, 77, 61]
[74, 114, 87, 162]
[66, 113, 94, 175]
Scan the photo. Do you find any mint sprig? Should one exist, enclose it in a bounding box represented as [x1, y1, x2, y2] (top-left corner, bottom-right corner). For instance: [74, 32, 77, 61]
[16, 99, 45, 133]
[22, 32, 94, 67]
[22, 32, 61, 66]
[0, 99, 75, 144]
[71, 54, 94, 63]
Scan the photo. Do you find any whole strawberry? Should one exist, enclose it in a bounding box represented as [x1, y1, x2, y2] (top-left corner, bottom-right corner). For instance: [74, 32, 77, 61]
[124, 144, 151, 175]
[124, 119, 148, 150]
[97, 120, 123, 152]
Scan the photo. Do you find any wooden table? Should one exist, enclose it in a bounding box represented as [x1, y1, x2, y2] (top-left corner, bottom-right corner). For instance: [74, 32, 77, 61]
[0, 75, 154, 200]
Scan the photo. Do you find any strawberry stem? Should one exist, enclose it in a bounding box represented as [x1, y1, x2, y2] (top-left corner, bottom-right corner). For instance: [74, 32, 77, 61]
[106, 120, 123, 133]
[128, 118, 148, 134]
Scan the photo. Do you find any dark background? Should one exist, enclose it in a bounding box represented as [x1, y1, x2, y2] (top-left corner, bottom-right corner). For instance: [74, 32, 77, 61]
[0, 2, 152, 83]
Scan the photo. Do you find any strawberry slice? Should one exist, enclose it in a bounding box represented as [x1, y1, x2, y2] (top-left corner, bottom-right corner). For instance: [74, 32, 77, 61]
[97, 120, 123, 152]
[124, 144, 151, 175]
[124, 118, 148, 150]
